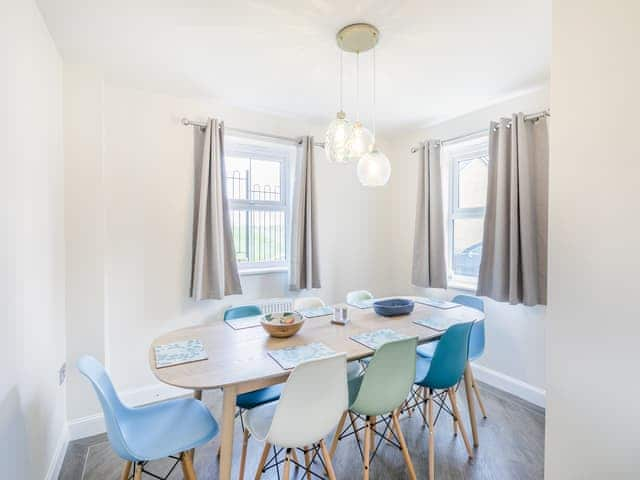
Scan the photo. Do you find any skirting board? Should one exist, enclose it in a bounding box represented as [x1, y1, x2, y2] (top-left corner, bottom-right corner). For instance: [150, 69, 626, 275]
[67, 383, 192, 440]
[471, 362, 546, 408]
[45, 423, 69, 480]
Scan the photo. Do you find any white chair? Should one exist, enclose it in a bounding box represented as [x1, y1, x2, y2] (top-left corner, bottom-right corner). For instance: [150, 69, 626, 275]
[346, 290, 374, 304]
[243, 354, 348, 480]
[293, 296, 325, 311]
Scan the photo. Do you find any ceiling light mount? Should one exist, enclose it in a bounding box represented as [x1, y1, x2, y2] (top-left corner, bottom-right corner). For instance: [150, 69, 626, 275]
[336, 23, 379, 53]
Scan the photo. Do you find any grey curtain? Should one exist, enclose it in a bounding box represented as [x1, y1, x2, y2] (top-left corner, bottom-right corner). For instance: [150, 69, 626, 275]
[289, 136, 321, 290]
[190, 118, 242, 300]
[412, 141, 448, 288]
[477, 113, 549, 305]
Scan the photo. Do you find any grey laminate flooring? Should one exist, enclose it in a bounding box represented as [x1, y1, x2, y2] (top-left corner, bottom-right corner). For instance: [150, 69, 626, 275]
[58, 382, 544, 479]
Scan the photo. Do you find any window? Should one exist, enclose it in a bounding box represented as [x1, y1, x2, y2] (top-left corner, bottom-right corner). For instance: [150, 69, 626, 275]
[443, 135, 489, 286]
[224, 136, 294, 272]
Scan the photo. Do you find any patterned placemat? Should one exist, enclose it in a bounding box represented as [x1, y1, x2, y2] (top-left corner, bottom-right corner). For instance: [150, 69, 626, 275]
[224, 314, 263, 330]
[413, 314, 467, 332]
[154, 339, 208, 368]
[298, 306, 333, 318]
[414, 297, 462, 310]
[268, 342, 336, 370]
[350, 328, 410, 350]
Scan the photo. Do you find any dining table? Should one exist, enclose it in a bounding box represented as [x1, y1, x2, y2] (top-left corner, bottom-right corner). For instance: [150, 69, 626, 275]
[149, 298, 485, 480]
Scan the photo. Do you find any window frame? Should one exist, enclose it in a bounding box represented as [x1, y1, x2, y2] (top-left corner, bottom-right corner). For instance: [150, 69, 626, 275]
[445, 134, 489, 287]
[224, 136, 292, 273]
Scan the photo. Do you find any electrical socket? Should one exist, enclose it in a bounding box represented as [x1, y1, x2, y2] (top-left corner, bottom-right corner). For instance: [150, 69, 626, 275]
[58, 362, 66, 386]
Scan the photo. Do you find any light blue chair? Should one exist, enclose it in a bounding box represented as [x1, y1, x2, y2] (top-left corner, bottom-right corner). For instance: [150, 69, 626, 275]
[413, 322, 475, 480]
[78, 355, 217, 480]
[416, 294, 488, 418]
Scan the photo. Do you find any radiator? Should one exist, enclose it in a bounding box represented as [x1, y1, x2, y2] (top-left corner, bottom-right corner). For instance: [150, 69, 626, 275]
[255, 298, 294, 314]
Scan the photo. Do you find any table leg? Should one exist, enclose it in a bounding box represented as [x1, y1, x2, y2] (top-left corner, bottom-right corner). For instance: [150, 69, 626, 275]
[463, 363, 479, 447]
[190, 390, 203, 461]
[220, 385, 238, 480]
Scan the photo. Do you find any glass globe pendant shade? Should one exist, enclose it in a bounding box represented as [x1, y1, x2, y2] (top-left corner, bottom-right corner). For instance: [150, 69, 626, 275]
[357, 146, 391, 186]
[325, 111, 353, 163]
[346, 121, 374, 162]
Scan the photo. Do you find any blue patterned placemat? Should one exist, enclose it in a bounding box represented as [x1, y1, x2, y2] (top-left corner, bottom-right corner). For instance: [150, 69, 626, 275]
[298, 306, 333, 318]
[268, 342, 336, 370]
[414, 297, 462, 310]
[224, 314, 263, 330]
[154, 339, 208, 368]
[413, 315, 466, 332]
[350, 328, 410, 350]
[347, 298, 377, 309]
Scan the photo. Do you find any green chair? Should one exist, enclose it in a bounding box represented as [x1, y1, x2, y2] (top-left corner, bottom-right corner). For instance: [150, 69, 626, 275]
[330, 337, 418, 480]
[412, 322, 475, 480]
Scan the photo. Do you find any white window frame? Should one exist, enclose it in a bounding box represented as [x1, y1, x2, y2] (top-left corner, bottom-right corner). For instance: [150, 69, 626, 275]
[224, 136, 292, 273]
[445, 134, 489, 288]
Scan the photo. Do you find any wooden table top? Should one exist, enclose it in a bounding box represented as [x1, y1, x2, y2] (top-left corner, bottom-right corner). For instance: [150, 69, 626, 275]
[149, 301, 484, 391]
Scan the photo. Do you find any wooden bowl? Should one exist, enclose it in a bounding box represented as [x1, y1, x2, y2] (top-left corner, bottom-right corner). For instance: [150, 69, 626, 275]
[261, 312, 305, 338]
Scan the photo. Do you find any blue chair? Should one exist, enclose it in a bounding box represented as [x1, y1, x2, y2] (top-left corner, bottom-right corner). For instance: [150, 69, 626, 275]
[223, 305, 285, 477]
[78, 355, 217, 480]
[416, 294, 488, 418]
[413, 322, 475, 480]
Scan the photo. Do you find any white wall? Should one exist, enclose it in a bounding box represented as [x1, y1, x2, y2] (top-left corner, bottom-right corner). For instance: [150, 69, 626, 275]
[64, 67, 395, 423]
[546, 1, 640, 478]
[0, 0, 67, 478]
[384, 86, 549, 403]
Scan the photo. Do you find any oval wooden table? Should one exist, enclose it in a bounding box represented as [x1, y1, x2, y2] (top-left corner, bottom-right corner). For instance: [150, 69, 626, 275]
[150, 300, 484, 480]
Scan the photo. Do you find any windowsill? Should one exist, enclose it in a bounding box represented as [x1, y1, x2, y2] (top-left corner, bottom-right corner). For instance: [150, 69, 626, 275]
[239, 266, 288, 276]
[447, 280, 477, 292]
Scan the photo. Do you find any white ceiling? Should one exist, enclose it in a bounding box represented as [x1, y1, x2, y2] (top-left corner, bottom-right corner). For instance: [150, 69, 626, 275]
[37, 0, 550, 132]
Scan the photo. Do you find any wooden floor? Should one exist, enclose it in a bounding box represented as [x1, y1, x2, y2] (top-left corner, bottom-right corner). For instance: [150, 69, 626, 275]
[58, 382, 544, 479]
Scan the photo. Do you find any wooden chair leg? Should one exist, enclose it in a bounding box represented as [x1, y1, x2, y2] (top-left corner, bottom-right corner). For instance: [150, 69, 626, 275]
[448, 388, 474, 459]
[470, 369, 488, 418]
[290, 448, 299, 465]
[329, 411, 348, 458]
[133, 462, 142, 480]
[254, 442, 272, 480]
[369, 416, 376, 449]
[303, 446, 312, 480]
[427, 389, 435, 480]
[363, 417, 371, 480]
[282, 450, 291, 480]
[392, 411, 417, 480]
[422, 387, 428, 426]
[120, 461, 132, 480]
[319, 439, 337, 480]
[238, 428, 250, 480]
[181, 451, 197, 480]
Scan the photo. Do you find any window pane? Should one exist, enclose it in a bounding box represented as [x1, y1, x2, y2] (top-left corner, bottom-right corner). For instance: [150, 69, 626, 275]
[452, 218, 484, 277]
[250, 209, 286, 263]
[230, 209, 249, 262]
[226, 156, 249, 200]
[250, 159, 281, 202]
[458, 157, 488, 208]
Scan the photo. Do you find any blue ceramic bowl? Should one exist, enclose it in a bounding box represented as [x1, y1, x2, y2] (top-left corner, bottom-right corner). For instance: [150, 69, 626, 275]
[373, 298, 415, 317]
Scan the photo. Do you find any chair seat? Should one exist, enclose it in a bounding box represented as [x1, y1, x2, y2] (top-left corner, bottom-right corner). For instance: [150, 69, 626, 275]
[236, 385, 283, 410]
[121, 398, 218, 461]
[416, 341, 438, 358]
[414, 356, 433, 386]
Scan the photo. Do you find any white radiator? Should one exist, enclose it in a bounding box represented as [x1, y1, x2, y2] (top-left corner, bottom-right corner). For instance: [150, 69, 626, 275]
[255, 298, 294, 314]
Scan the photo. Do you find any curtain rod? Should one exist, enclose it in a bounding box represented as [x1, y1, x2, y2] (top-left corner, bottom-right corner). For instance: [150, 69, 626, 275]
[181, 118, 325, 149]
[410, 109, 550, 153]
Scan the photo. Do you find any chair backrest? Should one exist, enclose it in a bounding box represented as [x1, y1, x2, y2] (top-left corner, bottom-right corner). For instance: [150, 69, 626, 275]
[77, 356, 135, 460]
[267, 354, 347, 448]
[350, 337, 418, 416]
[292, 296, 325, 311]
[452, 295, 485, 360]
[346, 290, 374, 304]
[421, 322, 474, 390]
[224, 304, 262, 320]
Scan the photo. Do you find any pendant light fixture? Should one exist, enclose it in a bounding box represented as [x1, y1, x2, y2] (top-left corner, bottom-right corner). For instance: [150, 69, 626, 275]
[325, 23, 390, 186]
[325, 51, 353, 163]
[357, 45, 391, 186]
